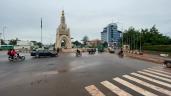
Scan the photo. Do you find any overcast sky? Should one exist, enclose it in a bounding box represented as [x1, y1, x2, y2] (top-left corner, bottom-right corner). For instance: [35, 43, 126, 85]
[0, 0, 171, 44]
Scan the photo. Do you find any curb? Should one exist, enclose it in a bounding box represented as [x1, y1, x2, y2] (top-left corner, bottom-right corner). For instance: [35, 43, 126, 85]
[126, 54, 164, 64]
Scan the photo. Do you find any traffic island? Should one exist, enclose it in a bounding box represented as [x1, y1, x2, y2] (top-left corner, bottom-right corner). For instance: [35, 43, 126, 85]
[125, 53, 164, 64]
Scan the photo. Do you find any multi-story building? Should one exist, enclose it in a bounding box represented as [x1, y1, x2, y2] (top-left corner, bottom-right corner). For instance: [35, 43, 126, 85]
[101, 23, 122, 47]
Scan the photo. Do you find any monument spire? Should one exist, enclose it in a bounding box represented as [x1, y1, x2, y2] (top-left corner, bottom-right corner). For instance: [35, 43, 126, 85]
[56, 10, 72, 49]
[61, 10, 65, 24]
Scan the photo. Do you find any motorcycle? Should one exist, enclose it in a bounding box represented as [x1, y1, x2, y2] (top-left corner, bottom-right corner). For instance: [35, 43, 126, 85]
[8, 55, 25, 61]
[76, 52, 82, 57]
[118, 51, 124, 58]
[163, 60, 171, 68]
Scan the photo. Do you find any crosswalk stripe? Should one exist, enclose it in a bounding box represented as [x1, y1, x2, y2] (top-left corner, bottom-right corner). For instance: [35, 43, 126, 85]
[85, 85, 105, 96]
[101, 81, 132, 96]
[113, 77, 157, 96]
[131, 73, 171, 88]
[152, 66, 163, 69]
[123, 75, 171, 96]
[138, 71, 171, 83]
[143, 69, 171, 79]
[148, 68, 171, 75]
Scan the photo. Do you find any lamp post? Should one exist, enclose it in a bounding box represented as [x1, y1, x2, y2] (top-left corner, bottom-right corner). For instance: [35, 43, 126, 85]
[40, 18, 43, 46]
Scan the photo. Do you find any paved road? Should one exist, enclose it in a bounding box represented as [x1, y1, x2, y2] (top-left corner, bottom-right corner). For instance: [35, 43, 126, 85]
[0, 52, 171, 96]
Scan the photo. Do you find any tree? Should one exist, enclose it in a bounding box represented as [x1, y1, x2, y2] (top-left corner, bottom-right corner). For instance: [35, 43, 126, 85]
[1, 39, 6, 45]
[9, 38, 20, 45]
[31, 41, 43, 48]
[72, 40, 82, 48]
[9, 39, 17, 45]
[82, 36, 89, 46]
[123, 26, 171, 51]
[30, 41, 37, 45]
[103, 41, 108, 48]
[37, 42, 43, 48]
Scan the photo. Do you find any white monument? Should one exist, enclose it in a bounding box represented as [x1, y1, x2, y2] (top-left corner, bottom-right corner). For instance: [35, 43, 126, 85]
[55, 10, 72, 49]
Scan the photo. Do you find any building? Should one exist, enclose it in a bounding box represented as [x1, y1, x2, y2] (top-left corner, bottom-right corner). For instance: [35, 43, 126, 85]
[86, 39, 101, 47]
[101, 27, 107, 42]
[101, 23, 122, 47]
[14, 40, 34, 51]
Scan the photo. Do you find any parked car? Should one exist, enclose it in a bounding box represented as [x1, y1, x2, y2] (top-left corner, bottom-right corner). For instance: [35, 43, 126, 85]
[163, 60, 171, 68]
[31, 49, 57, 57]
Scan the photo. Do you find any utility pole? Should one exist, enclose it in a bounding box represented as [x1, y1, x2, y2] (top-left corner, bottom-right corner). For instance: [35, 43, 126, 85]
[40, 18, 43, 47]
[140, 31, 142, 52]
[122, 32, 123, 48]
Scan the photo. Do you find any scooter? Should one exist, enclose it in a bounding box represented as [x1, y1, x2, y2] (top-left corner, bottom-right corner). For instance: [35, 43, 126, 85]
[76, 52, 82, 57]
[163, 60, 171, 68]
[118, 51, 124, 58]
[8, 54, 25, 62]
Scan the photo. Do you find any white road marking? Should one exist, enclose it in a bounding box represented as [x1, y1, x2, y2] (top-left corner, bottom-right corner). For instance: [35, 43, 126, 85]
[35, 71, 58, 76]
[148, 68, 171, 75]
[101, 80, 132, 96]
[143, 69, 171, 79]
[123, 75, 171, 96]
[138, 71, 171, 83]
[152, 66, 163, 69]
[113, 77, 157, 96]
[131, 73, 171, 88]
[85, 85, 105, 96]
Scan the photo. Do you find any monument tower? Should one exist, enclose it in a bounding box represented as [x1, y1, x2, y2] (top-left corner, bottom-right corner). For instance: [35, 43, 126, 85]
[55, 10, 72, 49]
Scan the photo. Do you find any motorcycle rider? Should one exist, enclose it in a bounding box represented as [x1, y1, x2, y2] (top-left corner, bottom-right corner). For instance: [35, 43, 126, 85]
[11, 49, 17, 59]
[118, 48, 124, 57]
[7, 49, 12, 58]
[76, 49, 81, 56]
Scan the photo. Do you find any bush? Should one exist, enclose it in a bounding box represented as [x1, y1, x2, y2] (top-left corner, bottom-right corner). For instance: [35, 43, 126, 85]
[143, 45, 171, 52]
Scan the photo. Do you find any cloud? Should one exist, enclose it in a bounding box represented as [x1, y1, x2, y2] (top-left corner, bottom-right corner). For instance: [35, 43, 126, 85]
[0, 0, 171, 44]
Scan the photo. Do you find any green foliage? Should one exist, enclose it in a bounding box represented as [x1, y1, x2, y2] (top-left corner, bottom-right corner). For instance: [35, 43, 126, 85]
[72, 40, 82, 48]
[8, 38, 21, 45]
[123, 25, 171, 51]
[31, 41, 43, 48]
[102, 41, 108, 48]
[37, 42, 43, 48]
[143, 45, 171, 52]
[82, 36, 89, 45]
[1, 39, 6, 45]
[9, 39, 17, 45]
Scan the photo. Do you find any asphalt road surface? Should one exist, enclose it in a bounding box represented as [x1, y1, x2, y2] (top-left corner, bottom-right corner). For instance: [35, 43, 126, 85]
[0, 52, 171, 96]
